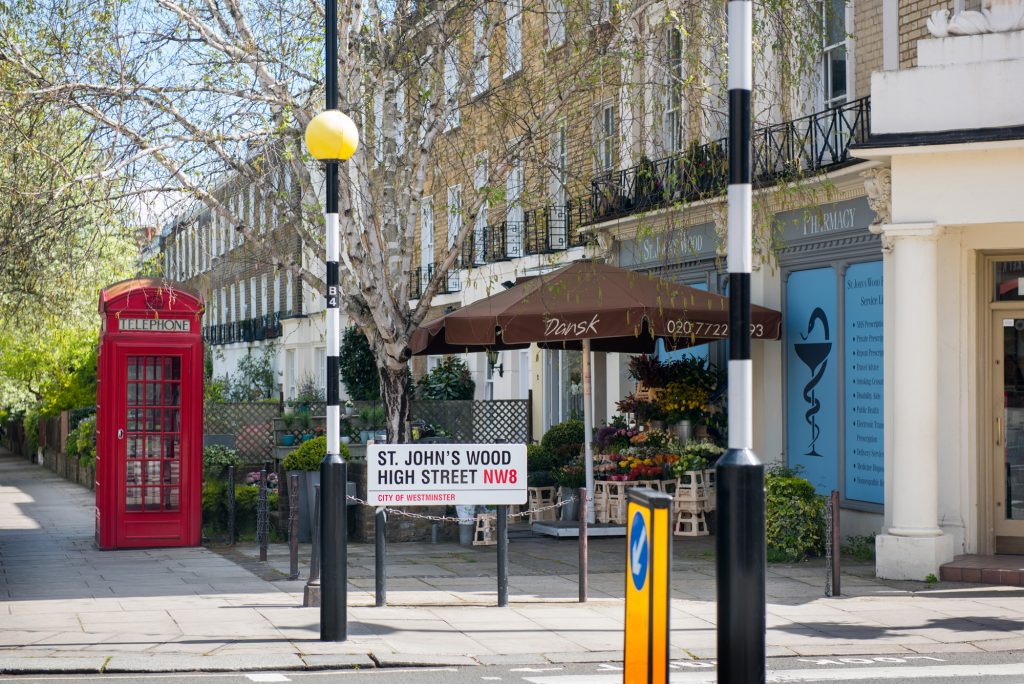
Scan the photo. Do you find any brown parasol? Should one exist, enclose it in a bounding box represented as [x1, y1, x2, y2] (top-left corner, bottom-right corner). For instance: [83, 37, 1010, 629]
[410, 260, 781, 355]
[409, 259, 782, 524]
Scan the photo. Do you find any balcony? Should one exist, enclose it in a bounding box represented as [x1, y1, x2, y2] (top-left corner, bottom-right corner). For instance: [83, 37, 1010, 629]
[583, 96, 871, 226]
[410, 264, 462, 300]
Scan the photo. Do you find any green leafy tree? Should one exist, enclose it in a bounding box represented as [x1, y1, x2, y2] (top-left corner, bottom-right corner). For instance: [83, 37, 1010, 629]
[340, 326, 380, 401]
[416, 357, 475, 400]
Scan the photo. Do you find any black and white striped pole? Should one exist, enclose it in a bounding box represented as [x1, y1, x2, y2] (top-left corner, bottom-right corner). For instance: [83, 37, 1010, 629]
[304, 0, 358, 642]
[716, 0, 766, 680]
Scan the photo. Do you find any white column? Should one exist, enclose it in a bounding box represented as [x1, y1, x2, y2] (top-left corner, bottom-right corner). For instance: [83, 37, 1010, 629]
[876, 223, 955, 580]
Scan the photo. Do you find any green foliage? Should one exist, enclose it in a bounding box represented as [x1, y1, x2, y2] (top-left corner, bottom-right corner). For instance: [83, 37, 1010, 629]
[540, 419, 585, 463]
[67, 415, 96, 467]
[842, 534, 877, 562]
[925, 573, 939, 584]
[289, 375, 325, 409]
[552, 460, 585, 489]
[202, 445, 241, 480]
[202, 480, 278, 536]
[340, 327, 380, 400]
[224, 345, 276, 401]
[527, 443, 560, 473]
[283, 436, 349, 471]
[417, 357, 475, 400]
[765, 466, 825, 563]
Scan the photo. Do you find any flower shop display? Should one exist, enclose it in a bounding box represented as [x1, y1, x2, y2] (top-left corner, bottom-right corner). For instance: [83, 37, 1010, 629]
[616, 355, 725, 439]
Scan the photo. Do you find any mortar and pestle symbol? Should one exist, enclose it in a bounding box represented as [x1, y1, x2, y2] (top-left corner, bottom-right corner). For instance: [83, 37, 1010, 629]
[794, 307, 831, 457]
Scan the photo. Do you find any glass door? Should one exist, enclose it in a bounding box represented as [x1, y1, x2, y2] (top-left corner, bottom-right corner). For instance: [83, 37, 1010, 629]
[995, 316, 1024, 551]
[124, 355, 182, 515]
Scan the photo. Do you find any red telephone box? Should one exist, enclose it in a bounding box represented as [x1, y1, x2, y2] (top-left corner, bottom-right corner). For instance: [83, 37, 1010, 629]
[95, 278, 204, 549]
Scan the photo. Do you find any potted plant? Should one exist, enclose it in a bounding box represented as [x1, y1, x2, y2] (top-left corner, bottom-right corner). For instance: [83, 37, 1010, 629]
[295, 410, 314, 441]
[344, 399, 355, 417]
[358, 405, 386, 443]
[202, 445, 240, 481]
[280, 412, 298, 446]
[553, 460, 585, 521]
[283, 436, 350, 542]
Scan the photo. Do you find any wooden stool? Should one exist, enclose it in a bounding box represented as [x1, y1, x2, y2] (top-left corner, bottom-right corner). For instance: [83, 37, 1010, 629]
[473, 513, 497, 545]
[593, 481, 610, 523]
[673, 507, 709, 536]
[528, 486, 557, 523]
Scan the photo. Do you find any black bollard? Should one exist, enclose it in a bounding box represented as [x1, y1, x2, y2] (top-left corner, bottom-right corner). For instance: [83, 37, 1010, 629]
[258, 466, 269, 562]
[715, 449, 766, 683]
[497, 505, 508, 607]
[289, 473, 300, 580]
[578, 487, 588, 603]
[375, 507, 386, 607]
[226, 465, 236, 545]
[320, 456, 347, 641]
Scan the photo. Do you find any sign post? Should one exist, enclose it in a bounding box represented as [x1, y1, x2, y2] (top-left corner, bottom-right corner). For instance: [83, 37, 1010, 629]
[624, 488, 671, 684]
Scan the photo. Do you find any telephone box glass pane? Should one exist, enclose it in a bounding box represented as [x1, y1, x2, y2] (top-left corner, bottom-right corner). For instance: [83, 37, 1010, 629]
[145, 436, 161, 458]
[163, 383, 180, 406]
[164, 488, 180, 511]
[128, 357, 141, 380]
[128, 384, 141, 406]
[127, 409, 141, 431]
[145, 409, 161, 431]
[146, 356, 162, 380]
[144, 487, 161, 510]
[126, 462, 141, 486]
[164, 409, 180, 433]
[126, 488, 142, 511]
[164, 437, 180, 459]
[163, 461, 180, 485]
[127, 437, 142, 459]
[145, 461, 161, 484]
[165, 357, 181, 380]
[145, 384, 161, 405]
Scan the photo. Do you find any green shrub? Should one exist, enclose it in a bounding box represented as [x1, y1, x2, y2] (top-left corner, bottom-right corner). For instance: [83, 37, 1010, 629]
[540, 419, 584, 467]
[282, 436, 349, 471]
[765, 467, 825, 563]
[201, 480, 279, 536]
[416, 357, 475, 400]
[842, 534, 877, 562]
[527, 443, 559, 487]
[340, 326, 380, 400]
[65, 415, 96, 467]
[202, 445, 240, 480]
[202, 480, 228, 530]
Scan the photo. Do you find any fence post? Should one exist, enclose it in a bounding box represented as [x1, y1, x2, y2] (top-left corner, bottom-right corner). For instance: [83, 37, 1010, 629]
[497, 505, 508, 607]
[257, 465, 269, 562]
[289, 473, 300, 580]
[375, 507, 387, 607]
[578, 487, 588, 603]
[826, 490, 841, 597]
[526, 390, 533, 444]
[227, 466, 236, 545]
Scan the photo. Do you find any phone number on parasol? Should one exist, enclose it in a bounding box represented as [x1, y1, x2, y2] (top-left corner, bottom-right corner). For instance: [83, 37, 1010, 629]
[367, 443, 527, 506]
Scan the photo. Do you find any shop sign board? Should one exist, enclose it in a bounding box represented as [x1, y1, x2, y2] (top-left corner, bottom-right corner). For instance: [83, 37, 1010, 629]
[617, 221, 718, 269]
[774, 197, 876, 247]
[367, 444, 527, 506]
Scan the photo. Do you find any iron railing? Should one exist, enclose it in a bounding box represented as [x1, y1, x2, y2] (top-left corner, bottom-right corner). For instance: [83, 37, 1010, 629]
[205, 313, 283, 346]
[583, 96, 871, 226]
[410, 263, 462, 300]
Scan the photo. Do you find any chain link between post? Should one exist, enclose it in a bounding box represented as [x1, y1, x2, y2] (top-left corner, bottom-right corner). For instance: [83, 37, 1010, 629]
[343, 494, 579, 523]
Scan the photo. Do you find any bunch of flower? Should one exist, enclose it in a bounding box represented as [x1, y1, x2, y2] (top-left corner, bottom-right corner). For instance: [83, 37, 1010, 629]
[659, 381, 711, 424]
[670, 440, 725, 477]
[615, 452, 680, 480]
[244, 471, 279, 489]
[595, 425, 639, 453]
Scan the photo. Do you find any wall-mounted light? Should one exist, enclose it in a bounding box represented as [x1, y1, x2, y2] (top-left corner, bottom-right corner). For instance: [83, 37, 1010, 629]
[486, 349, 504, 378]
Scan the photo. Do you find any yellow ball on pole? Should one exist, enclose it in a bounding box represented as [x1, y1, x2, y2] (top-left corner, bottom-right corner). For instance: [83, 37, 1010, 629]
[305, 110, 359, 161]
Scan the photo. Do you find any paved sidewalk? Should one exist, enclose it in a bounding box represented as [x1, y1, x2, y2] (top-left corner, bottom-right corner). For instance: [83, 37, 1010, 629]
[3, 449, 1024, 674]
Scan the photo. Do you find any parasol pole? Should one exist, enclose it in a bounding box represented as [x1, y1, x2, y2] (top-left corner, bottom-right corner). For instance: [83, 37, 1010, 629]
[582, 338, 595, 524]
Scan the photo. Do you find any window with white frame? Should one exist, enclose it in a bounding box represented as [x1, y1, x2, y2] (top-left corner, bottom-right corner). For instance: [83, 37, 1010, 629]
[421, 198, 434, 274]
[506, 158, 523, 258]
[821, 0, 848, 108]
[286, 270, 294, 313]
[597, 102, 617, 172]
[505, 0, 522, 78]
[664, 27, 684, 154]
[220, 287, 227, 325]
[373, 89, 385, 165]
[473, 156, 488, 265]
[315, 347, 327, 395]
[395, 85, 406, 156]
[230, 283, 237, 322]
[248, 185, 255, 228]
[249, 277, 257, 319]
[447, 185, 462, 259]
[274, 274, 281, 313]
[444, 44, 461, 130]
[229, 198, 236, 249]
[260, 275, 268, 318]
[473, 7, 490, 95]
[547, 0, 566, 47]
[551, 125, 567, 206]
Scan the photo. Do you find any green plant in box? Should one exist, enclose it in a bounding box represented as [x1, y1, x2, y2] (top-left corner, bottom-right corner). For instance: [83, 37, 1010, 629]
[282, 436, 349, 471]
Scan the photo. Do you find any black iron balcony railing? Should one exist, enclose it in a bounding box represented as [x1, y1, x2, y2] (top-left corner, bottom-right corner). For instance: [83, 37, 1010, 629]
[410, 263, 462, 299]
[584, 96, 871, 226]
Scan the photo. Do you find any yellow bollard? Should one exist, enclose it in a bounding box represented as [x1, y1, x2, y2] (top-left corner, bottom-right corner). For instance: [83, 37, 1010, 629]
[624, 488, 672, 684]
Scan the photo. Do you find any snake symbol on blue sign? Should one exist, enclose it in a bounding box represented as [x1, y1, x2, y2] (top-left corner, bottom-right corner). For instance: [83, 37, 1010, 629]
[630, 510, 649, 591]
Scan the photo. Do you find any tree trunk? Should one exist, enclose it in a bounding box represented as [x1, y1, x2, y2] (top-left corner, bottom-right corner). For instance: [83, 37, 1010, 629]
[379, 365, 410, 444]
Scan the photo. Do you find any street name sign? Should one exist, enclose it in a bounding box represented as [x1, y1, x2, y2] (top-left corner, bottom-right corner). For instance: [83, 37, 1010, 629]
[366, 443, 527, 506]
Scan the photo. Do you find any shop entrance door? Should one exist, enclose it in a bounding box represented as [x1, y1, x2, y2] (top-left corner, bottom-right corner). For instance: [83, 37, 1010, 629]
[116, 350, 186, 547]
[994, 315, 1024, 553]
